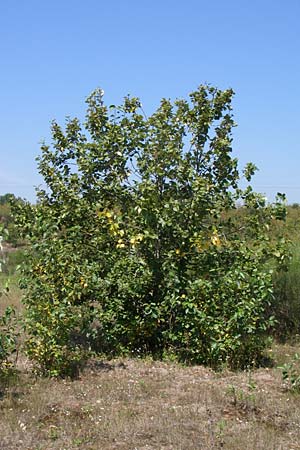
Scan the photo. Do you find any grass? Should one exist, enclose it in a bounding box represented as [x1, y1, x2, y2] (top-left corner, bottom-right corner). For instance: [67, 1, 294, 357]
[1, 278, 300, 449]
[0, 346, 299, 449]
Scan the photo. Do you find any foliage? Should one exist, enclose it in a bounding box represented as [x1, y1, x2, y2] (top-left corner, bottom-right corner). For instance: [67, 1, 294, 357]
[13, 85, 287, 376]
[0, 227, 17, 372]
[0, 305, 17, 372]
[270, 203, 300, 339]
[272, 243, 300, 338]
[243, 204, 300, 339]
[279, 353, 300, 392]
[226, 382, 257, 412]
[0, 194, 25, 274]
[0, 194, 16, 206]
[2, 249, 25, 275]
[0, 194, 24, 246]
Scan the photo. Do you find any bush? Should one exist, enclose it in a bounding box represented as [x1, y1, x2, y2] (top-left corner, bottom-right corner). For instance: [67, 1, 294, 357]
[0, 227, 17, 372]
[14, 85, 287, 376]
[279, 353, 300, 392]
[272, 243, 300, 338]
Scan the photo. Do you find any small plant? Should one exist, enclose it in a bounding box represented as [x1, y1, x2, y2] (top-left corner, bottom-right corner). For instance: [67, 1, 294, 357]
[247, 368, 257, 391]
[48, 426, 59, 441]
[0, 307, 17, 369]
[215, 419, 227, 448]
[279, 353, 300, 392]
[226, 384, 257, 412]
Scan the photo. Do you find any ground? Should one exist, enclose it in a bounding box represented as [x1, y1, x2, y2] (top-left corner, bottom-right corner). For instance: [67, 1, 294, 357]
[1, 344, 300, 450]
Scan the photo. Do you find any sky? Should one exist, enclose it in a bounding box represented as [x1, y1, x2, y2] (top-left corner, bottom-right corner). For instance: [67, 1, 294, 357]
[1, 0, 300, 203]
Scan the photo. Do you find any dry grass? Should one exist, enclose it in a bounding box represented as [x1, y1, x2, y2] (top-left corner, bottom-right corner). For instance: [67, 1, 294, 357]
[0, 348, 300, 450]
[1, 281, 300, 449]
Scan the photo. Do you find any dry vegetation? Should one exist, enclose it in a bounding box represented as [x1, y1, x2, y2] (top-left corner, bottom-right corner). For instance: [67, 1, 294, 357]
[1, 279, 300, 449]
[0, 344, 300, 450]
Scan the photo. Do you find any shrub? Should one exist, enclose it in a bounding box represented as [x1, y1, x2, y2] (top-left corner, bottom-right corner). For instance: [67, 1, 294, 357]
[272, 242, 300, 338]
[0, 227, 17, 372]
[279, 353, 300, 392]
[14, 85, 287, 375]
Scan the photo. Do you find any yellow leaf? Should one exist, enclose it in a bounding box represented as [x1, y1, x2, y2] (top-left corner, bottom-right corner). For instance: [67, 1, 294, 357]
[211, 233, 221, 247]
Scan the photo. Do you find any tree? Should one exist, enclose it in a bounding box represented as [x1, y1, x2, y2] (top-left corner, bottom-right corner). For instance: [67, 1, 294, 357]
[14, 85, 287, 376]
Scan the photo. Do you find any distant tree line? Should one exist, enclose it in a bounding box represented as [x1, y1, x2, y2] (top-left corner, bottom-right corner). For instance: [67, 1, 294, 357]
[0, 194, 25, 246]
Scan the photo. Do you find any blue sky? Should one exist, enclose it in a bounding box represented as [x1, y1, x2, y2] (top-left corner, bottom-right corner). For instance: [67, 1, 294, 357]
[1, 0, 300, 203]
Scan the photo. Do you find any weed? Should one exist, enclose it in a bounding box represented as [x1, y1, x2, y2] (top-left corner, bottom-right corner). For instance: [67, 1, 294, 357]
[279, 352, 300, 392]
[48, 425, 59, 440]
[226, 384, 257, 413]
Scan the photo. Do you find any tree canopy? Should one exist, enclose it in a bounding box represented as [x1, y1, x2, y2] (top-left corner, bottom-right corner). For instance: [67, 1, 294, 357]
[14, 85, 287, 376]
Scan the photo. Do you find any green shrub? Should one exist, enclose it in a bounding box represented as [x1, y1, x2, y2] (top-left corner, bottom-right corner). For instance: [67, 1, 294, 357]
[279, 353, 300, 392]
[0, 306, 17, 372]
[0, 228, 17, 372]
[272, 243, 300, 338]
[13, 86, 287, 376]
